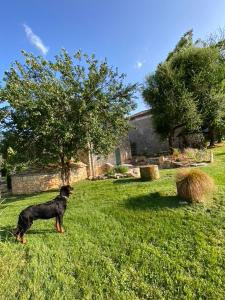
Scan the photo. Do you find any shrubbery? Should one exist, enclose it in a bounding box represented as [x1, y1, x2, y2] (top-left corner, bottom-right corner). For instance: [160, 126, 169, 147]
[106, 165, 129, 176]
[176, 168, 215, 203]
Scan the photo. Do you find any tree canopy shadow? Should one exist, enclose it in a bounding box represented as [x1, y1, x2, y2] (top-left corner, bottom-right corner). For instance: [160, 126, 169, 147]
[215, 152, 225, 162]
[113, 178, 142, 184]
[215, 152, 225, 156]
[28, 228, 56, 235]
[0, 225, 57, 243]
[0, 225, 15, 242]
[1, 188, 59, 205]
[125, 192, 188, 211]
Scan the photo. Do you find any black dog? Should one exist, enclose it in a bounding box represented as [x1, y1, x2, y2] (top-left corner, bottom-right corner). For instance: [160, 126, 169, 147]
[13, 185, 73, 244]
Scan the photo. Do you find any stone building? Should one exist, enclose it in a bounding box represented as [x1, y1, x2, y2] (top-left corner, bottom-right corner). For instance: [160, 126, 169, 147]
[128, 109, 204, 156]
[79, 136, 132, 177]
[128, 109, 169, 156]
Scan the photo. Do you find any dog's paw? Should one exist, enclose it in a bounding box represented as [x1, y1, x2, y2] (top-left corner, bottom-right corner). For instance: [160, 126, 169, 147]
[60, 228, 65, 233]
[16, 235, 21, 242]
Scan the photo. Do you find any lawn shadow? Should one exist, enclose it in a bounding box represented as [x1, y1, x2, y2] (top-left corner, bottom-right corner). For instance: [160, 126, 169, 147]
[0, 225, 57, 243]
[215, 152, 225, 156]
[0, 225, 15, 242]
[215, 152, 225, 162]
[125, 192, 187, 211]
[1, 189, 59, 205]
[113, 178, 142, 184]
[28, 228, 56, 235]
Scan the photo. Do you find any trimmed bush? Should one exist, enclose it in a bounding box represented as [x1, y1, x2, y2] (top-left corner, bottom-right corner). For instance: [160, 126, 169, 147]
[106, 165, 129, 176]
[113, 165, 129, 174]
[176, 168, 215, 203]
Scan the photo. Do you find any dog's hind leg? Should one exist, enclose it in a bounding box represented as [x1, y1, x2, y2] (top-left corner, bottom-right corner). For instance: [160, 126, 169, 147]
[19, 219, 33, 244]
[55, 217, 61, 232]
[13, 230, 23, 242]
[15, 231, 22, 242]
[19, 227, 29, 244]
[12, 227, 21, 241]
[20, 233, 27, 244]
[14, 216, 24, 242]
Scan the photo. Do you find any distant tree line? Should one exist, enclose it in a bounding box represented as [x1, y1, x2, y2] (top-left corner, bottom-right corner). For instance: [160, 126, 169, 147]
[143, 30, 225, 148]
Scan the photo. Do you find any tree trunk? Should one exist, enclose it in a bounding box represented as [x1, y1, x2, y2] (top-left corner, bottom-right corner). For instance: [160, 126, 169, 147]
[209, 128, 215, 147]
[168, 124, 186, 151]
[88, 141, 95, 179]
[60, 160, 66, 185]
[65, 161, 72, 185]
[217, 134, 222, 143]
[182, 134, 188, 149]
[60, 154, 71, 185]
[168, 131, 174, 153]
[89, 148, 95, 179]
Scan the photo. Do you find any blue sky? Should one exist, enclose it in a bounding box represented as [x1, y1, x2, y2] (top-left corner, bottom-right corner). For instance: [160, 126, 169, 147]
[1, 0, 225, 113]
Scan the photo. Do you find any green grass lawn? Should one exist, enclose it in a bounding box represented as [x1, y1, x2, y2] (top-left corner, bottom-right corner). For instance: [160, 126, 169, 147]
[1, 145, 225, 299]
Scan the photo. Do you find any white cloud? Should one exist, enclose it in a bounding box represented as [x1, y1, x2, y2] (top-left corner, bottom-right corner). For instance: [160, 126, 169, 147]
[23, 24, 49, 55]
[135, 60, 145, 69]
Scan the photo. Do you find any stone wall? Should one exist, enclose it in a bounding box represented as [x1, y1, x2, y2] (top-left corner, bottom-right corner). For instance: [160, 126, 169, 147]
[11, 166, 87, 195]
[129, 114, 169, 156]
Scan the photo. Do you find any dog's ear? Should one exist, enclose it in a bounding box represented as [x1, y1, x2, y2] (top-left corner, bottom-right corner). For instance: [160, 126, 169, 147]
[67, 185, 74, 191]
[60, 185, 73, 196]
[66, 185, 73, 193]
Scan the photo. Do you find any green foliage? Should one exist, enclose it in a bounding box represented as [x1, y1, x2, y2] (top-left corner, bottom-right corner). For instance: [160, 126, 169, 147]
[0, 50, 137, 181]
[143, 30, 225, 147]
[113, 165, 129, 174]
[143, 59, 201, 146]
[171, 148, 180, 158]
[166, 29, 193, 61]
[106, 165, 129, 176]
[106, 168, 115, 176]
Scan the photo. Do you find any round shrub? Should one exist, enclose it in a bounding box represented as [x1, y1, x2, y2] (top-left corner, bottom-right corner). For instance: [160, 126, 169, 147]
[176, 168, 215, 203]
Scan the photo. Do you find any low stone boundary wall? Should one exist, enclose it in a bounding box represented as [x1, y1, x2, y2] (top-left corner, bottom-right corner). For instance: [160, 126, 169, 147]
[11, 166, 87, 195]
[0, 177, 9, 198]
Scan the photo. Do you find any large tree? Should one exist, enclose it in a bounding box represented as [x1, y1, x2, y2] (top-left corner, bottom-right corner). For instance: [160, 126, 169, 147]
[0, 50, 137, 183]
[143, 46, 201, 147]
[143, 31, 225, 147]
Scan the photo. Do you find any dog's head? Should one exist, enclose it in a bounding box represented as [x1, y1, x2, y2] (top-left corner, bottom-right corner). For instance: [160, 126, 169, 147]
[60, 185, 73, 198]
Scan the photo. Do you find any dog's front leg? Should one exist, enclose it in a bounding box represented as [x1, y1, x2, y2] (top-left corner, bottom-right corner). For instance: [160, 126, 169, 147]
[58, 215, 64, 233]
